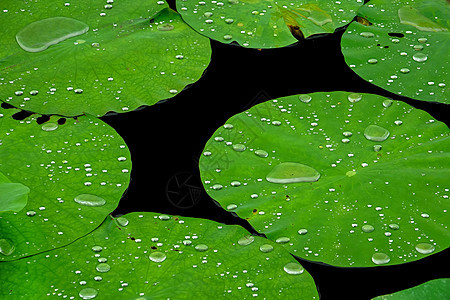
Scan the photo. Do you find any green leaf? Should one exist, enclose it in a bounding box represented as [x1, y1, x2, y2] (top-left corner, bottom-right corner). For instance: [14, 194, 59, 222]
[373, 278, 450, 299]
[0, 2, 211, 117]
[0, 108, 131, 261]
[0, 173, 30, 213]
[0, 212, 319, 299]
[177, 0, 363, 48]
[341, 0, 449, 103]
[199, 91, 450, 267]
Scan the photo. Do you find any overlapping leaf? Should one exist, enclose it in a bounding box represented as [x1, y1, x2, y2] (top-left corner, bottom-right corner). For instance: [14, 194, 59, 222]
[341, 0, 449, 103]
[0, 1, 211, 116]
[177, 0, 363, 48]
[0, 108, 131, 261]
[199, 91, 450, 267]
[373, 278, 450, 299]
[0, 212, 318, 299]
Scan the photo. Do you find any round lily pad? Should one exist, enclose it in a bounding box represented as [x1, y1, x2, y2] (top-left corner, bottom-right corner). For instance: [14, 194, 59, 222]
[199, 91, 450, 267]
[177, 0, 364, 48]
[0, 2, 211, 116]
[0, 212, 319, 299]
[0, 108, 131, 261]
[373, 278, 450, 299]
[341, 0, 449, 103]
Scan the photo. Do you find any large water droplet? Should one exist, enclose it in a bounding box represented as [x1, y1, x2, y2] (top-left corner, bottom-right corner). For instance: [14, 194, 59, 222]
[266, 162, 320, 184]
[348, 93, 362, 103]
[0, 238, 15, 256]
[372, 252, 390, 265]
[74, 194, 106, 207]
[413, 52, 428, 62]
[79, 288, 98, 299]
[415, 243, 435, 254]
[238, 235, 255, 246]
[362, 224, 374, 233]
[95, 263, 111, 273]
[41, 122, 58, 131]
[299, 94, 312, 103]
[364, 125, 390, 142]
[116, 216, 129, 227]
[283, 262, 304, 275]
[149, 251, 167, 262]
[16, 17, 89, 52]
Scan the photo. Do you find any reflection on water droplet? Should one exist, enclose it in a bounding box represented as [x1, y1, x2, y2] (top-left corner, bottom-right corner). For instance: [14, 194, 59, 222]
[299, 94, 312, 103]
[41, 122, 58, 131]
[0, 238, 15, 256]
[372, 252, 390, 265]
[157, 24, 174, 31]
[195, 244, 209, 252]
[348, 93, 362, 103]
[95, 263, 111, 273]
[254, 150, 268, 158]
[362, 224, 374, 233]
[74, 194, 106, 207]
[364, 125, 390, 142]
[266, 162, 320, 184]
[149, 251, 167, 262]
[116, 217, 129, 227]
[259, 244, 274, 253]
[413, 53, 428, 62]
[283, 262, 304, 275]
[415, 243, 435, 254]
[227, 204, 237, 210]
[232, 144, 246, 152]
[79, 287, 98, 299]
[238, 235, 255, 246]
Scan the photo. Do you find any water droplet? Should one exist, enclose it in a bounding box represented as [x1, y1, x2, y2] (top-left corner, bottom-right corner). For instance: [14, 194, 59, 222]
[283, 262, 304, 275]
[41, 122, 58, 131]
[362, 224, 374, 233]
[372, 252, 390, 265]
[275, 237, 290, 244]
[223, 34, 233, 40]
[226, 204, 237, 210]
[400, 68, 410, 74]
[360, 32, 374, 38]
[364, 125, 390, 142]
[388, 224, 399, 230]
[79, 288, 98, 299]
[74, 88, 83, 94]
[368, 58, 378, 64]
[95, 263, 111, 273]
[212, 184, 223, 190]
[415, 243, 435, 254]
[157, 24, 174, 31]
[183, 240, 192, 246]
[116, 217, 129, 227]
[225, 18, 234, 24]
[299, 94, 312, 103]
[343, 131, 353, 137]
[74, 194, 106, 207]
[418, 37, 428, 43]
[259, 244, 274, 253]
[0, 239, 15, 256]
[30, 90, 39, 96]
[232, 144, 246, 152]
[158, 214, 171, 221]
[413, 53, 428, 62]
[413, 44, 424, 51]
[254, 149, 268, 158]
[297, 229, 308, 235]
[26, 210, 36, 216]
[348, 93, 362, 103]
[373, 144, 382, 152]
[346, 170, 356, 177]
[223, 123, 234, 129]
[382, 100, 393, 108]
[266, 162, 320, 184]
[195, 244, 209, 252]
[342, 138, 350, 144]
[16, 17, 89, 52]
[238, 235, 255, 246]
[91, 246, 103, 252]
[149, 251, 167, 262]
[394, 120, 403, 126]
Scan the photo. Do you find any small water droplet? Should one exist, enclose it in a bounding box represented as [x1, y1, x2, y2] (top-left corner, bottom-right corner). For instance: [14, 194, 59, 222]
[413, 53, 428, 62]
[238, 235, 255, 246]
[394, 120, 403, 126]
[360, 32, 374, 38]
[232, 144, 246, 152]
[275, 237, 290, 244]
[283, 262, 304, 275]
[298, 94, 312, 103]
[157, 24, 174, 31]
[0, 239, 15, 256]
[348, 93, 362, 103]
[226, 204, 237, 210]
[372, 252, 390, 265]
[388, 224, 399, 230]
[266, 162, 320, 184]
[259, 244, 274, 253]
[91, 246, 103, 252]
[297, 229, 308, 235]
[254, 149, 268, 158]
[382, 100, 393, 107]
[26, 210, 36, 216]
[212, 184, 223, 190]
[364, 125, 390, 142]
[373, 145, 382, 152]
[368, 58, 378, 64]
[415, 243, 435, 254]
[116, 217, 129, 227]
[158, 214, 171, 221]
[343, 131, 353, 137]
[79, 287, 98, 299]
[400, 68, 410, 74]
[74, 88, 83, 94]
[149, 251, 167, 262]
[74, 194, 106, 207]
[223, 34, 233, 40]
